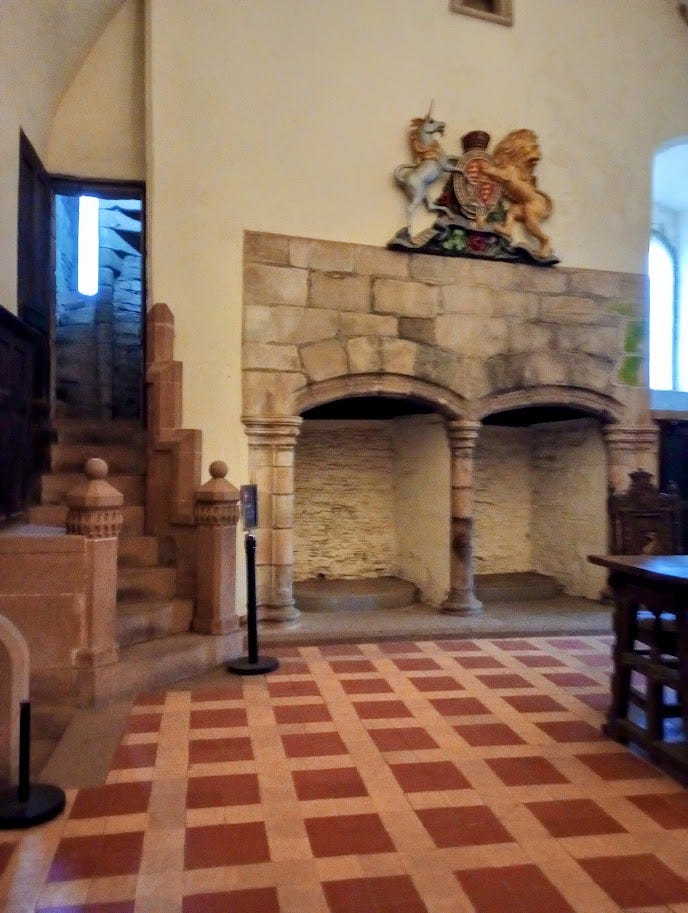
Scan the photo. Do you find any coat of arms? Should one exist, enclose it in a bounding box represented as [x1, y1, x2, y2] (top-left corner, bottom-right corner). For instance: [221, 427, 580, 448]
[389, 106, 558, 266]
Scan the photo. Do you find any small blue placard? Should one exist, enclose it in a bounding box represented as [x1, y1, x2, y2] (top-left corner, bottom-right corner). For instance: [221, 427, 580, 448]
[240, 484, 258, 530]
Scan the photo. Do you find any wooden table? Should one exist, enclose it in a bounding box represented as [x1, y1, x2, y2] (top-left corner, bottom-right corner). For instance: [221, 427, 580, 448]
[588, 554, 688, 775]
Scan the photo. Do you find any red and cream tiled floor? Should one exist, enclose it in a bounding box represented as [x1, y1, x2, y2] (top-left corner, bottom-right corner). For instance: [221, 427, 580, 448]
[2, 635, 688, 913]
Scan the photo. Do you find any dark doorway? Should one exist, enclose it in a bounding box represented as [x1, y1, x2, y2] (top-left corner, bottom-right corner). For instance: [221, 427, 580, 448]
[52, 179, 145, 419]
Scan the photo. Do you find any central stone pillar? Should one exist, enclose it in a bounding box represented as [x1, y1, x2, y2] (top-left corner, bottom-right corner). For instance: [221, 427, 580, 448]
[442, 419, 482, 615]
[243, 416, 302, 624]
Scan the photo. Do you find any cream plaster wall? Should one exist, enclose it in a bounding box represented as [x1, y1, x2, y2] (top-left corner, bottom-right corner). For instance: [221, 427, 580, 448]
[46, 0, 145, 180]
[145, 0, 688, 478]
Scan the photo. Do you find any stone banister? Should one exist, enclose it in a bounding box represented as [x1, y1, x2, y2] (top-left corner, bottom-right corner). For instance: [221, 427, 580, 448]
[193, 461, 241, 635]
[145, 302, 203, 599]
[65, 458, 123, 669]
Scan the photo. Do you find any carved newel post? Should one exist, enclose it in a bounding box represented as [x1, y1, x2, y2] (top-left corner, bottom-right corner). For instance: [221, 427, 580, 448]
[442, 420, 482, 615]
[193, 461, 241, 635]
[65, 458, 123, 667]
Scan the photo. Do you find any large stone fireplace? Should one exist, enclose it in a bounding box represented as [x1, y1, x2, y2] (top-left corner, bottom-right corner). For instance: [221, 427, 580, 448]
[242, 230, 657, 625]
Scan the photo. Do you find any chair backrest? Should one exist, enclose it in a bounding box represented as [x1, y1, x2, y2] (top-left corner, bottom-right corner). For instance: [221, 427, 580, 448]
[608, 469, 682, 555]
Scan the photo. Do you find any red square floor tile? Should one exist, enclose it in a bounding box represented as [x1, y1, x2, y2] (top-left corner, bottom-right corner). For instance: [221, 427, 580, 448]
[515, 654, 566, 668]
[430, 696, 487, 716]
[476, 673, 534, 690]
[456, 863, 575, 913]
[393, 657, 441, 671]
[0, 841, 15, 877]
[185, 821, 270, 869]
[545, 638, 589, 650]
[318, 643, 364, 656]
[574, 691, 609, 712]
[48, 832, 144, 882]
[133, 692, 166, 707]
[189, 707, 248, 728]
[576, 652, 612, 669]
[436, 639, 481, 651]
[378, 641, 422, 654]
[305, 812, 395, 857]
[330, 659, 376, 673]
[123, 712, 163, 734]
[417, 805, 514, 848]
[272, 659, 309, 673]
[453, 655, 506, 670]
[493, 639, 539, 652]
[292, 766, 368, 800]
[281, 731, 348, 758]
[486, 756, 569, 787]
[109, 742, 158, 770]
[186, 773, 260, 808]
[544, 672, 599, 688]
[627, 791, 688, 829]
[389, 760, 470, 792]
[502, 694, 566, 713]
[273, 703, 332, 724]
[578, 853, 688, 907]
[454, 722, 525, 747]
[182, 887, 280, 913]
[535, 720, 604, 743]
[189, 685, 242, 703]
[189, 736, 254, 764]
[267, 679, 321, 698]
[575, 750, 665, 781]
[525, 798, 626, 837]
[323, 874, 428, 913]
[272, 646, 301, 657]
[353, 700, 412, 720]
[70, 781, 151, 819]
[340, 677, 394, 694]
[409, 675, 464, 692]
[36, 903, 135, 913]
[368, 726, 438, 752]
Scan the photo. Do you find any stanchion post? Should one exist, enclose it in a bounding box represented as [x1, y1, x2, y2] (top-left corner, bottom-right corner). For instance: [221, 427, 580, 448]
[227, 486, 279, 676]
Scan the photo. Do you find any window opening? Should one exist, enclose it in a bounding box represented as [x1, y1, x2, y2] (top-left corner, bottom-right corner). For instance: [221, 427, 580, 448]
[648, 233, 677, 391]
[77, 195, 100, 296]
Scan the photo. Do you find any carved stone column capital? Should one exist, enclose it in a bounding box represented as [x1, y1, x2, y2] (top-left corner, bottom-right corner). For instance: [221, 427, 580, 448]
[65, 459, 124, 539]
[242, 415, 302, 448]
[445, 419, 482, 453]
[603, 424, 659, 453]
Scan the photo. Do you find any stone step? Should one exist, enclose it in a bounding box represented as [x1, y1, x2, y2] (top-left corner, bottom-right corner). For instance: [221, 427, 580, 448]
[40, 472, 145, 506]
[474, 571, 564, 603]
[91, 630, 244, 704]
[27, 504, 145, 536]
[294, 576, 418, 612]
[117, 598, 193, 647]
[53, 418, 145, 446]
[118, 536, 160, 568]
[50, 442, 145, 474]
[117, 566, 176, 601]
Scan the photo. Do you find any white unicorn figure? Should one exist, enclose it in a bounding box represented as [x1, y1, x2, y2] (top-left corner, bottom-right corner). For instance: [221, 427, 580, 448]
[393, 104, 460, 232]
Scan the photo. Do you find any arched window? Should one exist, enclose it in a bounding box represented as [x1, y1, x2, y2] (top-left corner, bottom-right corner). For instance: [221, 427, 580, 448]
[648, 232, 677, 391]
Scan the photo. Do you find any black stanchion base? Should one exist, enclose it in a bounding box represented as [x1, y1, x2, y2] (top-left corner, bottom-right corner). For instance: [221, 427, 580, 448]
[0, 784, 66, 829]
[227, 655, 280, 676]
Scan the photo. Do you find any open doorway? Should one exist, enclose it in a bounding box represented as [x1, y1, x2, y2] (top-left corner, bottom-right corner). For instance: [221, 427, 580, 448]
[52, 181, 145, 419]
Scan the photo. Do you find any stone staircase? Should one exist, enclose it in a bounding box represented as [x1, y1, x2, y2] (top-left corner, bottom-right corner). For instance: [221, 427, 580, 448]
[26, 416, 242, 705]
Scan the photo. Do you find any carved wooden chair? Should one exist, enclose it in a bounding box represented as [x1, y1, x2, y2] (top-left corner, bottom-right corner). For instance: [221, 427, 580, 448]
[607, 469, 683, 744]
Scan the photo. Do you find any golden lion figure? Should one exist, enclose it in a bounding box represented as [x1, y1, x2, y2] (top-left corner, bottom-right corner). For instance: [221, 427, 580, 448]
[478, 129, 553, 259]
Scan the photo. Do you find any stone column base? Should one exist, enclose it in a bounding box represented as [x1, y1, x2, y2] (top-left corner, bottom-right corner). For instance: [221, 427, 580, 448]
[441, 588, 483, 615]
[258, 601, 301, 625]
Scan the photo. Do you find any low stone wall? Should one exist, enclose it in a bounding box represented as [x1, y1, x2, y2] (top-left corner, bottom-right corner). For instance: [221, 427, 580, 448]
[0, 614, 29, 787]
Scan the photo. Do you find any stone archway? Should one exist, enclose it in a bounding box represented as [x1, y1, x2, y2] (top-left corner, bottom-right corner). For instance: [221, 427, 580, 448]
[242, 230, 657, 626]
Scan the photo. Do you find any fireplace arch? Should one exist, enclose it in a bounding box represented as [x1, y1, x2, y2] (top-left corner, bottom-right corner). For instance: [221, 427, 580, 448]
[242, 231, 658, 625]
